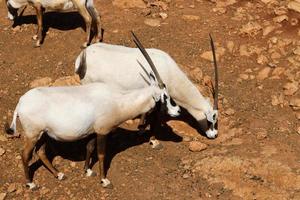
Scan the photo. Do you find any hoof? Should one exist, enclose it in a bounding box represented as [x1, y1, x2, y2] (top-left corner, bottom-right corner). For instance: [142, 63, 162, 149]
[32, 35, 38, 40]
[86, 169, 96, 177]
[34, 41, 41, 48]
[26, 182, 38, 190]
[57, 172, 65, 181]
[101, 178, 113, 189]
[150, 139, 163, 150]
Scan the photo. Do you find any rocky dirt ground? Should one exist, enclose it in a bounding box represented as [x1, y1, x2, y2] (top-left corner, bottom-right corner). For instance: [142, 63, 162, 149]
[0, 0, 300, 199]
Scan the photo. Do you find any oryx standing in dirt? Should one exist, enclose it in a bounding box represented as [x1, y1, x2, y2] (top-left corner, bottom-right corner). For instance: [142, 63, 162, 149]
[5, 34, 180, 189]
[5, 0, 101, 47]
[75, 32, 219, 148]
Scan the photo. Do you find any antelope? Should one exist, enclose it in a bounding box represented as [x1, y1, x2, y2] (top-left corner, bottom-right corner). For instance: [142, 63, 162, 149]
[75, 32, 219, 148]
[5, 34, 180, 189]
[5, 0, 101, 47]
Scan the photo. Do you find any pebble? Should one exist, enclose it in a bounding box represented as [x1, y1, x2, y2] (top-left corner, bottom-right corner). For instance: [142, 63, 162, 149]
[7, 183, 17, 193]
[296, 112, 300, 120]
[224, 108, 235, 116]
[182, 173, 190, 179]
[189, 141, 207, 152]
[257, 67, 271, 81]
[159, 12, 168, 20]
[0, 148, 5, 156]
[144, 19, 161, 27]
[283, 82, 299, 96]
[0, 193, 6, 200]
[297, 127, 300, 134]
[290, 98, 300, 111]
[182, 15, 200, 21]
[30, 77, 52, 88]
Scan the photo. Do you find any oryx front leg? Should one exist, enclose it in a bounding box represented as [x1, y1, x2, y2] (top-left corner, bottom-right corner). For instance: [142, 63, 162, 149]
[32, 3, 43, 47]
[36, 143, 65, 181]
[77, 7, 92, 48]
[96, 134, 112, 189]
[149, 110, 163, 150]
[84, 137, 96, 177]
[22, 136, 38, 190]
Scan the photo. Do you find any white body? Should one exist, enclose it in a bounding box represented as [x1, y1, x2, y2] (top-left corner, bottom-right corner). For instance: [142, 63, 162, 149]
[11, 83, 179, 142]
[75, 43, 218, 138]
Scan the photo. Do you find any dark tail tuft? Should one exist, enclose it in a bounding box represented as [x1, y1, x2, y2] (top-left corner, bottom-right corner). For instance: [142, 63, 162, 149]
[4, 122, 14, 135]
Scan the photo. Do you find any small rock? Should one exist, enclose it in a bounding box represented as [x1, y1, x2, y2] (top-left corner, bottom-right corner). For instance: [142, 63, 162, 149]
[288, 1, 300, 13]
[297, 126, 300, 134]
[273, 15, 288, 23]
[7, 183, 17, 193]
[257, 67, 271, 81]
[283, 82, 299, 96]
[0, 148, 5, 156]
[224, 108, 235, 116]
[12, 26, 21, 32]
[239, 74, 249, 80]
[200, 47, 225, 62]
[189, 141, 207, 152]
[240, 22, 262, 37]
[290, 98, 300, 111]
[291, 18, 299, 26]
[182, 173, 190, 179]
[272, 67, 285, 77]
[257, 55, 268, 65]
[293, 47, 300, 55]
[0, 193, 6, 200]
[271, 94, 284, 106]
[190, 67, 203, 82]
[256, 130, 268, 140]
[30, 77, 52, 88]
[263, 25, 276, 36]
[159, 12, 168, 20]
[144, 19, 161, 27]
[51, 76, 80, 87]
[70, 162, 76, 167]
[182, 15, 200, 21]
[295, 112, 300, 120]
[226, 41, 235, 53]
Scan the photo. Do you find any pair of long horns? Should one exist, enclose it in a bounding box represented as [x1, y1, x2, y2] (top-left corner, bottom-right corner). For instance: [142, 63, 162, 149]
[209, 34, 219, 110]
[131, 32, 165, 89]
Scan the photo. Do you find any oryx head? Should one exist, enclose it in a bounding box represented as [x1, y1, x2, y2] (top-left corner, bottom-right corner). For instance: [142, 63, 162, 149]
[204, 34, 219, 139]
[132, 31, 181, 118]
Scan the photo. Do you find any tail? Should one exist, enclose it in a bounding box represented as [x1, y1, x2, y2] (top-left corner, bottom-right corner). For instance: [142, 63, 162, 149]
[75, 49, 87, 80]
[5, 105, 18, 135]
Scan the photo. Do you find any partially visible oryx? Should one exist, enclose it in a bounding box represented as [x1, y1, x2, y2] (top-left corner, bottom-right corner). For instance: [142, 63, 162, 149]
[5, 0, 101, 47]
[75, 32, 219, 147]
[5, 34, 180, 189]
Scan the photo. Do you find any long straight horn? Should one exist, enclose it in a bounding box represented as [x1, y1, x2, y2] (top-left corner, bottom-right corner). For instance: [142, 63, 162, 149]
[131, 31, 165, 89]
[209, 34, 218, 110]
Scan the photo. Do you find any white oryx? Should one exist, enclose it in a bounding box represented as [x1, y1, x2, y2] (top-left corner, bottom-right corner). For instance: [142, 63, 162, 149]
[75, 32, 219, 145]
[5, 35, 180, 189]
[5, 0, 101, 47]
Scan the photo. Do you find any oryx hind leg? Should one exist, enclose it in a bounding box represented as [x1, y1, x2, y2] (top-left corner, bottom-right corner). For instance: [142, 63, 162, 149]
[36, 141, 65, 181]
[84, 137, 96, 177]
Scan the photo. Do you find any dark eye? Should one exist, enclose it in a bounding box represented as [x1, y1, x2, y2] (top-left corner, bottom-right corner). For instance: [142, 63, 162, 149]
[170, 97, 177, 106]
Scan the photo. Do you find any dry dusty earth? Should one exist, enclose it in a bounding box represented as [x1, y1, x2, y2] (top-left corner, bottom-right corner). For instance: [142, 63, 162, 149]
[0, 0, 300, 199]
